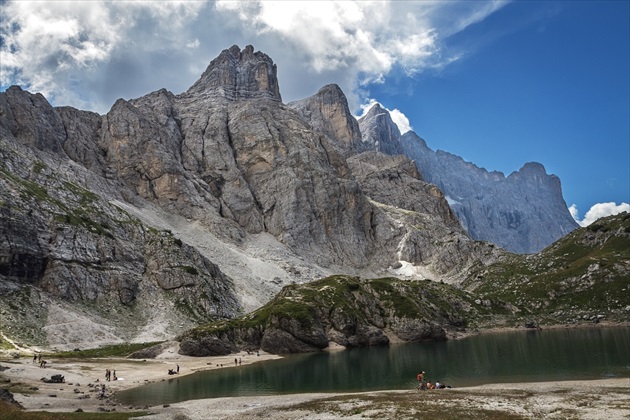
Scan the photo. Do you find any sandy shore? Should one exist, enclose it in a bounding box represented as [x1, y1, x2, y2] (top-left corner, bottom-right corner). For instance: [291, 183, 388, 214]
[0, 342, 283, 414]
[1, 341, 629, 419]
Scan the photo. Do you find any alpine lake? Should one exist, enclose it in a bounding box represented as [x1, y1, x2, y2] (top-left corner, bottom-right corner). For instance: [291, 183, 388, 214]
[116, 326, 630, 406]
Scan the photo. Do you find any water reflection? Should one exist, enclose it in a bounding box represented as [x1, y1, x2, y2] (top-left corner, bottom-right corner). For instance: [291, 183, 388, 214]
[116, 326, 629, 406]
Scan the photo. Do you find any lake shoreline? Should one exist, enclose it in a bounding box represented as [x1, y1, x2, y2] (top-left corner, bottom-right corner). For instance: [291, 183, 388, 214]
[1, 322, 628, 417]
[447, 319, 630, 340]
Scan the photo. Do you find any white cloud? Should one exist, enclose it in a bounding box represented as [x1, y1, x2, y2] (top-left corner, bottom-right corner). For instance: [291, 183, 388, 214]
[186, 39, 201, 49]
[1, 1, 507, 113]
[215, 1, 475, 81]
[390, 109, 413, 134]
[1, 1, 206, 111]
[569, 202, 630, 227]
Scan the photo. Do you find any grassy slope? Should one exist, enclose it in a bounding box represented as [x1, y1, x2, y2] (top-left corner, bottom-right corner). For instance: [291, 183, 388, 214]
[184, 274, 505, 343]
[464, 212, 630, 324]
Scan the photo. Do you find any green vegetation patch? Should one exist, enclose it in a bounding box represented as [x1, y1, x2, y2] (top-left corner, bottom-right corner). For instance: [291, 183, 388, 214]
[469, 212, 630, 320]
[31, 161, 47, 174]
[290, 391, 527, 419]
[49, 342, 164, 359]
[185, 274, 493, 344]
[0, 335, 16, 351]
[368, 278, 423, 318]
[0, 168, 50, 202]
[0, 400, 148, 419]
[62, 182, 99, 206]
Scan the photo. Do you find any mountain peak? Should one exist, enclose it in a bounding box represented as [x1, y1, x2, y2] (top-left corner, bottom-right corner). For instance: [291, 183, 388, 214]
[361, 102, 387, 119]
[358, 103, 403, 155]
[288, 83, 362, 151]
[186, 45, 281, 101]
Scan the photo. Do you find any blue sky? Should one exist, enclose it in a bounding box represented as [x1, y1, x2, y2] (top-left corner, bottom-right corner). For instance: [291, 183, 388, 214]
[1, 1, 628, 225]
[367, 1, 630, 225]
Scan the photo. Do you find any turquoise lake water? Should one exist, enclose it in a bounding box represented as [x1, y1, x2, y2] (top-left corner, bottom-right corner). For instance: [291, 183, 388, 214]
[115, 326, 630, 406]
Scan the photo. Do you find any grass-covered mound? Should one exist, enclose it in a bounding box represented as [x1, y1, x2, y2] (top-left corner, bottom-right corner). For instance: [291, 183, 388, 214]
[179, 275, 502, 355]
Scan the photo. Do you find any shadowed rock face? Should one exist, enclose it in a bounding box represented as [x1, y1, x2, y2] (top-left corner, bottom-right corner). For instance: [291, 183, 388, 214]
[288, 84, 362, 153]
[358, 103, 404, 156]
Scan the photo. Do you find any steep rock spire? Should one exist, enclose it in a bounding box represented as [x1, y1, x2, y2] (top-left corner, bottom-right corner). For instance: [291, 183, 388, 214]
[288, 84, 362, 152]
[358, 103, 404, 155]
[186, 45, 281, 101]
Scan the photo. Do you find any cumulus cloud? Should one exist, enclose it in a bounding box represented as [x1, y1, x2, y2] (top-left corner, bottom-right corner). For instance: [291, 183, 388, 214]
[215, 1, 507, 91]
[1, 1, 507, 113]
[1, 1, 207, 111]
[569, 202, 630, 227]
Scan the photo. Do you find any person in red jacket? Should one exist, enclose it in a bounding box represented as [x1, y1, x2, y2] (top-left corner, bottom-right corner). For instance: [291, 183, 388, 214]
[417, 371, 426, 389]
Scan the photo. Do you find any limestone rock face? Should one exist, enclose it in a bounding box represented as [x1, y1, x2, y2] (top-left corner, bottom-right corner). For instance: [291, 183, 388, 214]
[261, 313, 329, 353]
[0, 86, 67, 155]
[186, 45, 281, 101]
[347, 151, 460, 229]
[357, 104, 578, 254]
[358, 103, 404, 155]
[0, 95, 240, 347]
[346, 151, 497, 278]
[57, 106, 106, 174]
[400, 131, 579, 253]
[288, 84, 362, 152]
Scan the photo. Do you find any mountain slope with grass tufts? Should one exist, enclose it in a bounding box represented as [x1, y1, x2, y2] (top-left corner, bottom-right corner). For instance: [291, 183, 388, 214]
[463, 212, 630, 325]
[177, 275, 506, 355]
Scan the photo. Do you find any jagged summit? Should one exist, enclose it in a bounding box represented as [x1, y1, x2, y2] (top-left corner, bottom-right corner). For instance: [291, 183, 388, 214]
[358, 103, 404, 155]
[185, 45, 281, 101]
[288, 83, 362, 151]
[398, 130, 578, 253]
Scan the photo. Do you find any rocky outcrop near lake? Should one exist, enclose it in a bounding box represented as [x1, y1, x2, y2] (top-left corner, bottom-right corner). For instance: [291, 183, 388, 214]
[178, 275, 500, 355]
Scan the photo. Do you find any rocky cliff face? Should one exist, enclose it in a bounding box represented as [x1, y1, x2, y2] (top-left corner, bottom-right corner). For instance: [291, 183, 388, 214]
[288, 84, 362, 154]
[0, 124, 239, 349]
[0, 45, 501, 349]
[178, 275, 495, 355]
[357, 103, 405, 155]
[400, 131, 579, 253]
[356, 105, 578, 254]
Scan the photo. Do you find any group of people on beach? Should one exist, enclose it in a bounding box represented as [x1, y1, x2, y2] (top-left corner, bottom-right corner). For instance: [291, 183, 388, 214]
[417, 370, 450, 390]
[105, 368, 117, 381]
[33, 352, 47, 368]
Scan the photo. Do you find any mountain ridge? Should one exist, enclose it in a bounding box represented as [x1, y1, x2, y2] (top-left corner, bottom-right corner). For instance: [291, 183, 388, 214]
[0, 45, 606, 353]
